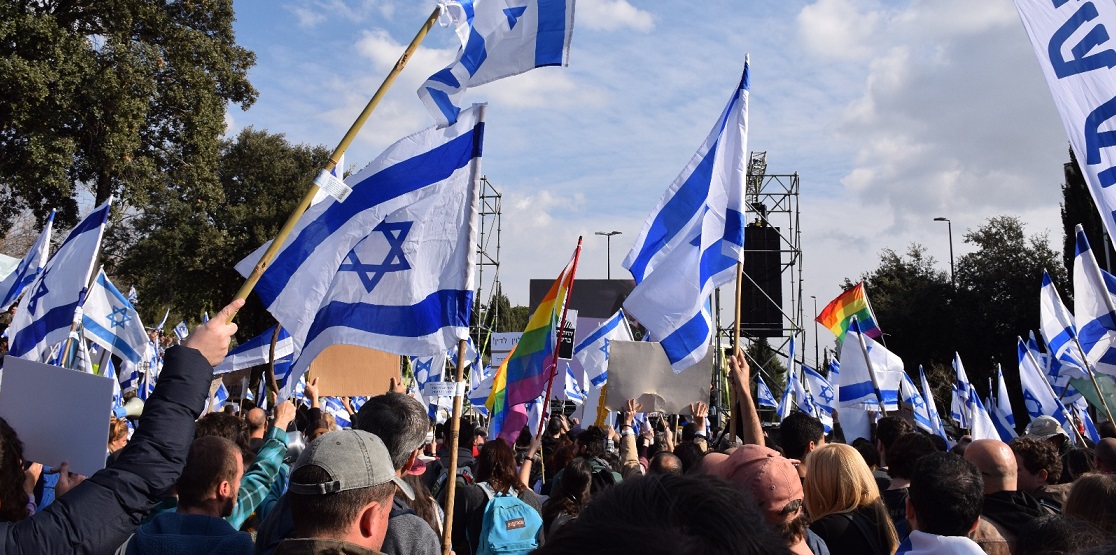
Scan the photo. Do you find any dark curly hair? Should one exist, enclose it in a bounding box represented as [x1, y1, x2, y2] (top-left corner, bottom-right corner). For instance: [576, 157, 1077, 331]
[1011, 437, 1062, 485]
[0, 417, 30, 522]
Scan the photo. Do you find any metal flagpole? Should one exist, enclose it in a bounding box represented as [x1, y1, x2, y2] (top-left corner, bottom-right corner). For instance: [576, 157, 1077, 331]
[229, 7, 442, 319]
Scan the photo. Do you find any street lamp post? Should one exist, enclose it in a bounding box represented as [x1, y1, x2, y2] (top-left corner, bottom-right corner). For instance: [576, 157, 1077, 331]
[810, 295, 819, 366]
[933, 217, 955, 288]
[595, 231, 622, 279]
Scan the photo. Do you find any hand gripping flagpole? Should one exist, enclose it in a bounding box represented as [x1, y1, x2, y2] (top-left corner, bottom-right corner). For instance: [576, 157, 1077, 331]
[228, 6, 442, 321]
[730, 261, 744, 440]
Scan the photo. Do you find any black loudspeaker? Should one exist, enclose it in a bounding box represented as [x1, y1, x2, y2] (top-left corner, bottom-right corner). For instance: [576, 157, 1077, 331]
[740, 226, 783, 337]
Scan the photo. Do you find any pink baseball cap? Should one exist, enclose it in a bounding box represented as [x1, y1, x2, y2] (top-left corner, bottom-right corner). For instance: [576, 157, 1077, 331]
[711, 444, 802, 517]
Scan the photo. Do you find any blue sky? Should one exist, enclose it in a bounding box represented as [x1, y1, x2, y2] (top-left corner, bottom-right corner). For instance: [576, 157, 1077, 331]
[228, 0, 1069, 365]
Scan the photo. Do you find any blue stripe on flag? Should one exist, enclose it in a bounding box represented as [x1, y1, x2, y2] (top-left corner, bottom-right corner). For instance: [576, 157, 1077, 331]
[535, 0, 568, 66]
[574, 314, 620, 352]
[83, 318, 142, 364]
[840, 381, 876, 404]
[10, 303, 77, 358]
[259, 127, 482, 302]
[658, 310, 709, 368]
[303, 289, 474, 345]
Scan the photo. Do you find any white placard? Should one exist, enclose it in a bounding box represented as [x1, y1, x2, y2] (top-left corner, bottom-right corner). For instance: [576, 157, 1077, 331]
[313, 169, 352, 202]
[490, 332, 522, 367]
[0, 356, 114, 476]
[425, 381, 467, 398]
[605, 341, 711, 414]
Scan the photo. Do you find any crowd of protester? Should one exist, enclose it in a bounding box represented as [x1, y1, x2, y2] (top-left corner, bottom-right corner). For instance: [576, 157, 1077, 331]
[2, 307, 1116, 554]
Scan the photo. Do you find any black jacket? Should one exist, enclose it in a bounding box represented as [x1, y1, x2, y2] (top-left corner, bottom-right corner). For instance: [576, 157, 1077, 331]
[0, 346, 212, 554]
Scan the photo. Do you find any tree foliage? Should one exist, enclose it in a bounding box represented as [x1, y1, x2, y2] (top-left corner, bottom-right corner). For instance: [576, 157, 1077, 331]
[745, 337, 787, 400]
[0, 0, 256, 228]
[1061, 147, 1116, 290]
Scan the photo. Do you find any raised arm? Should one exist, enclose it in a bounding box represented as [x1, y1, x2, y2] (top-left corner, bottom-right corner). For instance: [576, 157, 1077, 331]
[729, 350, 764, 446]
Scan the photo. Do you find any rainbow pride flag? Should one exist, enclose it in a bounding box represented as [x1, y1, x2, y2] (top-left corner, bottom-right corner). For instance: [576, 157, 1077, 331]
[487, 241, 581, 442]
[816, 282, 882, 340]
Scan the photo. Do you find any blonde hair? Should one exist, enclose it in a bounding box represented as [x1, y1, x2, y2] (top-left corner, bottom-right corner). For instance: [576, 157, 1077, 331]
[1065, 473, 1116, 534]
[804, 443, 898, 554]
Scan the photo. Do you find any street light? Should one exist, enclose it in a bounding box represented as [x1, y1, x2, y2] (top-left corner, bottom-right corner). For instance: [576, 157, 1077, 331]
[810, 295, 819, 366]
[595, 231, 622, 279]
[933, 217, 955, 288]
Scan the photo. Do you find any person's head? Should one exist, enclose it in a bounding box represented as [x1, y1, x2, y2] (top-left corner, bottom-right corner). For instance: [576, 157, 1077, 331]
[851, 437, 880, 470]
[246, 408, 268, 436]
[681, 422, 698, 443]
[533, 473, 793, 555]
[0, 417, 29, 522]
[778, 412, 825, 461]
[673, 441, 706, 474]
[175, 436, 243, 518]
[473, 426, 488, 448]
[1015, 514, 1107, 555]
[576, 426, 608, 460]
[949, 436, 972, 457]
[964, 439, 1017, 494]
[222, 404, 237, 415]
[907, 452, 983, 536]
[648, 452, 683, 475]
[1068, 447, 1097, 480]
[887, 432, 937, 481]
[1098, 420, 1116, 439]
[194, 411, 251, 459]
[1011, 437, 1063, 491]
[439, 416, 475, 449]
[711, 444, 808, 548]
[354, 392, 429, 474]
[475, 438, 524, 493]
[804, 443, 883, 519]
[546, 416, 565, 438]
[1095, 438, 1116, 474]
[108, 416, 129, 453]
[287, 430, 413, 551]
[1065, 473, 1116, 535]
[1026, 415, 1070, 452]
[542, 456, 592, 527]
[875, 415, 913, 466]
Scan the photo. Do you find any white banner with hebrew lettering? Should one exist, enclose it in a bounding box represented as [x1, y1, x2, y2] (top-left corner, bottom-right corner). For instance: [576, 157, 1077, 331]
[1016, 1, 1116, 243]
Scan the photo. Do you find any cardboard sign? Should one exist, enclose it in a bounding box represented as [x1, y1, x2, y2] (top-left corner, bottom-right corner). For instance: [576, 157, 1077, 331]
[605, 341, 711, 414]
[308, 344, 401, 397]
[0, 356, 113, 476]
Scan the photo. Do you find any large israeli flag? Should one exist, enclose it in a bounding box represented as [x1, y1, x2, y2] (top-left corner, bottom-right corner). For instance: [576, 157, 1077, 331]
[950, 352, 972, 428]
[82, 269, 148, 366]
[1018, 337, 1073, 432]
[8, 200, 110, 362]
[0, 210, 53, 309]
[418, 0, 574, 127]
[919, 366, 949, 442]
[237, 106, 485, 383]
[573, 309, 633, 388]
[837, 317, 903, 411]
[1040, 272, 1089, 382]
[1073, 225, 1116, 376]
[214, 325, 295, 375]
[622, 61, 750, 372]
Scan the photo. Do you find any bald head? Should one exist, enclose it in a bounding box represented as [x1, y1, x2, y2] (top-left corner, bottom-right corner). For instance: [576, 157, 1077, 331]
[1096, 438, 1116, 473]
[246, 408, 267, 436]
[965, 439, 1017, 494]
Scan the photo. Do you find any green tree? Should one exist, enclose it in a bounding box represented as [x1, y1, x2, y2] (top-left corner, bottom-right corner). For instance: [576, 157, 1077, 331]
[116, 127, 330, 340]
[0, 0, 256, 228]
[745, 337, 787, 401]
[1061, 147, 1115, 290]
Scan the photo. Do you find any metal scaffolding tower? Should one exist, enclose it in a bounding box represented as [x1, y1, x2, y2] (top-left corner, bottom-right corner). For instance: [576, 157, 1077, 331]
[473, 176, 503, 344]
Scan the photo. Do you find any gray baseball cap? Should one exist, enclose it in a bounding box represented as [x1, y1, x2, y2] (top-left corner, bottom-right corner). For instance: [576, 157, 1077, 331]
[288, 429, 414, 500]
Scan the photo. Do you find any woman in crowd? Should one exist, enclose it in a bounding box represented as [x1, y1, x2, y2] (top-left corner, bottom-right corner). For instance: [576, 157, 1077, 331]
[107, 417, 129, 462]
[541, 457, 592, 540]
[804, 443, 899, 555]
[1064, 472, 1116, 535]
[451, 438, 543, 554]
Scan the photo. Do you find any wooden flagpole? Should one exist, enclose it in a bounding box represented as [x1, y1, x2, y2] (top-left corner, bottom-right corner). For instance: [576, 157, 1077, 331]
[441, 338, 469, 555]
[266, 325, 282, 407]
[228, 6, 442, 320]
[730, 262, 743, 440]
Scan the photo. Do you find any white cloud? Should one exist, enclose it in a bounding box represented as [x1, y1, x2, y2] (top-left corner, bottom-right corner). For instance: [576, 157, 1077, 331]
[576, 0, 654, 32]
[797, 0, 883, 61]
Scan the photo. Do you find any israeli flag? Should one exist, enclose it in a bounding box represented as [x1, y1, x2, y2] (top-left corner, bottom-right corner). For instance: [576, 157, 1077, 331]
[802, 364, 836, 416]
[108, 359, 124, 416]
[82, 269, 148, 366]
[155, 308, 169, 331]
[126, 286, 138, 305]
[0, 210, 53, 309]
[622, 61, 750, 372]
[563, 363, 588, 405]
[323, 397, 352, 429]
[777, 337, 797, 421]
[1040, 272, 1089, 382]
[418, 0, 574, 127]
[827, 358, 840, 382]
[950, 352, 972, 428]
[412, 354, 448, 417]
[837, 317, 903, 411]
[449, 336, 483, 369]
[1074, 398, 1102, 443]
[213, 382, 229, 409]
[237, 107, 486, 400]
[1073, 225, 1116, 377]
[469, 362, 495, 416]
[173, 321, 189, 341]
[755, 373, 778, 409]
[994, 364, 1016, 428]
[573, 309, 633, 388]
[1030, 330, 1084, 404]
[214, 325, 295, 375]
[967, 387, 1001, 441]
[119, 360, 140, 394]
[1018, 337, 1073, 431]
[8, 200, 110, 362]
[901, 371, 933, 434]
[919, 366, 949, 442]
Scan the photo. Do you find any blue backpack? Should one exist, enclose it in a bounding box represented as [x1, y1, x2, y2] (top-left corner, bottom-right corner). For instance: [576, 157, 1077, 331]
[474, 482, 543, 555]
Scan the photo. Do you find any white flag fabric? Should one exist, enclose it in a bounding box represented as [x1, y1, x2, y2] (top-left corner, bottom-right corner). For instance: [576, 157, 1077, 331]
[173, 321, 189, 340]
[901, 371, 934, 435]
[837, 317, 903, 410]
[1013, 1, 1116, 245]
[777, 338, 797, 421]
[1018, 337, 1073, 431]
[622, 61, 750, 372]
[919, 366, 949, 442]
[994, 364, 1016, 429]
[0, 210, 53, 309]
[237, 107, 485, 378]
[323, 397, 352, 428]
[755, 373, 778, 409]
[950, 352, 972, 428]
[563, 363, 588, 405]
[1072, 225, 1116, 376]
[214, 325, 295, 375]
[8, 200, 110, 362]
[82, 269, 148, 366]
[1040, 271, 1089, 383]
[966, 387, 1000, 442]
[418, 0, 574, 127]
[800, 364, 834, 433]
[573, 309, 633, 388]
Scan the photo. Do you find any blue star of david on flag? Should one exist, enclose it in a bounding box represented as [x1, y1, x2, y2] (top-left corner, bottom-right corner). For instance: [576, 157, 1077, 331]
[819, 384, 835, 404]
[108, 305, 131, 328]
[600, 338, 611, 359]
[338, 221, 412, 294]
[413, 356, 436, 386]
[26, 266, 51, 313]
[1023, 389, 1042, 417]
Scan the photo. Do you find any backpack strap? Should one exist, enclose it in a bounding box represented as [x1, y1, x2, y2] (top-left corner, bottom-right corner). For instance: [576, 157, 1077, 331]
[478, 481, 497, 500]
[839, 510, 885, 554]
